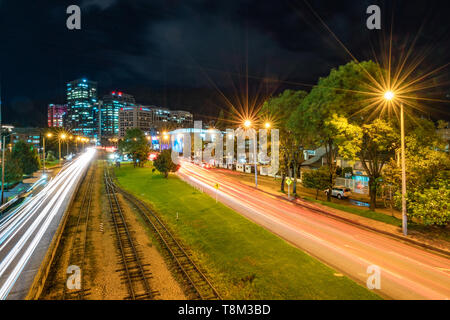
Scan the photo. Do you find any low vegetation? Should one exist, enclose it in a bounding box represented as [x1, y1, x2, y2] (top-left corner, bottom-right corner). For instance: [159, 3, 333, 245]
[114, 163, 380, 300]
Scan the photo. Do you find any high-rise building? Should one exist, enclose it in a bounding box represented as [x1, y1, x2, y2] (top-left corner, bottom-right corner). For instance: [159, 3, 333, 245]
[100, 91, 135, 143]
[66, 78, 98, 138]
[47, 104, 68, 128]
[119, 105, 153, 137]
[118, 103, 194, 138]
[169, 110, 193, 127]
[145, 106, 193, 129]
[151, 106, 171, 127]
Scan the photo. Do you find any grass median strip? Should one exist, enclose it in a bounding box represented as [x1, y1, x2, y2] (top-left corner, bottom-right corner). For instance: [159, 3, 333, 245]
[114, 163, 380, 300]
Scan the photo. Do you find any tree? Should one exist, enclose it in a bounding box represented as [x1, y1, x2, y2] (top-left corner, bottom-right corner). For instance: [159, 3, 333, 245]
[408, 175, 449, 226]
[356, 119, 397, 209]
[1, 151, 23, 185]
[383, 118, 450, 225]
[11, 141, 40, 175]
[260, 89, 308, 195]
[153, 149, 180, 178]
[288, 61, 379, 201]
[118, 128, 150, 167]
[46, 150, 56, 162]
[302, 167, 330, 199]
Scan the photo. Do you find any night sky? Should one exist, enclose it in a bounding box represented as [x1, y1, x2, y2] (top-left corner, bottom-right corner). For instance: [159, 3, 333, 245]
[0, 0, 449, 127]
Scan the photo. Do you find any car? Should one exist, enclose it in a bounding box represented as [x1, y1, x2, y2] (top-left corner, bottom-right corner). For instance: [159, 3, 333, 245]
[200, 162, 211, 169]
[325, 186, 352, 200]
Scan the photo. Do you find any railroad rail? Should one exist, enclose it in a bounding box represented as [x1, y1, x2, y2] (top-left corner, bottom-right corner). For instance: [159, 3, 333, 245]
[107, 168, 221, 300]
[104, 168, 154, 300]
[62, 163, 95, 299]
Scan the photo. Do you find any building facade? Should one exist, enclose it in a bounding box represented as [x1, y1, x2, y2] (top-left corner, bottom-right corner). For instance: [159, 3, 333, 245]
[11, 127, 42, 149]
[169, 110, 194, 127]
[150, 106, 171, 128]
[47, 104, 67, 128]
[118, 105, 153, 137]
[66, 78, 98, 138]
[100, 91, 135, 143]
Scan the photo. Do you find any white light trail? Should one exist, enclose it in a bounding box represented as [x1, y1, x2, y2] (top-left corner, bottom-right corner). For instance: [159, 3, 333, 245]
[0, 149, 96, 299]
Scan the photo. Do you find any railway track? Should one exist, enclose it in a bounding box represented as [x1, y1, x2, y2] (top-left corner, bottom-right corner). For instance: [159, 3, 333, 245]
[107, 168, 222, 300]
[104, 168, 154, 300]
[62, 163, 95, 300]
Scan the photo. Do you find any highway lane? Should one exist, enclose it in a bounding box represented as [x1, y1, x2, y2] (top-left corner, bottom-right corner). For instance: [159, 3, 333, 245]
[178, 162, 450, 300]
[0, 149, 96, 299]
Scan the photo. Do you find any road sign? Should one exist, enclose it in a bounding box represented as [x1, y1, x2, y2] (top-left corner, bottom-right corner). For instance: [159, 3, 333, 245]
[214, 183, 220, 203]
[286, 178, 292, 186]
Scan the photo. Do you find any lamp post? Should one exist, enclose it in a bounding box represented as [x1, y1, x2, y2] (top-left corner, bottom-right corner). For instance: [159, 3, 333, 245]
[384, 91, 407, 236]
[76, 137, 81, 153]
[59, 133, 67, 164]
[162, 132, 169, 152]
[1, 132, 12, 205]
[244, 120, 258, 188]
[43, 132, 52, 175]
[146, 136, 152, 150]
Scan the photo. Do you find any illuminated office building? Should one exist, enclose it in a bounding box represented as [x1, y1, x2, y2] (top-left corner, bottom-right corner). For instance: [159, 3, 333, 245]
[118, 105, 153, 138]
[100, 91, 135, 143]
[66, 78, 98, 138]
[47, 104, 67, 128]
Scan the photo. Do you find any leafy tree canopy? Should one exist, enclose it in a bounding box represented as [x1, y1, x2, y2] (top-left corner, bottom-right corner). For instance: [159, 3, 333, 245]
[2, 151, 23, 185]
[153, 149, 179, 178]
[118, 128, 150, 167]
[11, 141, 40, 175]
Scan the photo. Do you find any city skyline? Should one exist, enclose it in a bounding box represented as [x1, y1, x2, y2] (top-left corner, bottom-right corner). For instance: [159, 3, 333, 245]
[0, 0, 449, 128]
[0, 1, 449, 306]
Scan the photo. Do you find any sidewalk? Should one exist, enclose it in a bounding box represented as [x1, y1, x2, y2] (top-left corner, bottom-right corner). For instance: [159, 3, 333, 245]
[234, 172, 450, 257]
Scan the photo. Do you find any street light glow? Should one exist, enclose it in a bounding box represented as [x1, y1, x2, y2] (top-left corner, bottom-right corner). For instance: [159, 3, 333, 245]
[265, 122, 271, 129]
[60, 133, 67, 140]
[384, 91, 395, 101]
[244, 120, 252, 128]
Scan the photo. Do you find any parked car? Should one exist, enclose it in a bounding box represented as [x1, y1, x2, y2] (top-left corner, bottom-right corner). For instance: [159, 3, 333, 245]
[324, 186, 352, 200]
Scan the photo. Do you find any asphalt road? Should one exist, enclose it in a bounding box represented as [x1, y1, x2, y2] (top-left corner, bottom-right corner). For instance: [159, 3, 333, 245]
[0, 149, 96, 300]
[178, 162, 450, 300]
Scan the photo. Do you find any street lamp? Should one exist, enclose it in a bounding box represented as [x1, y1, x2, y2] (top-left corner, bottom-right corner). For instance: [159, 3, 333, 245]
[384, 90, 408, 236]
[43, 132, 52, 175]
[264, 122, 271, 129]
[243, 120, 258, 188]
[59, 133, 67, 164]
[146, 136, 152, 150]
[161, 132, 169, 151]
[1, 131, 13, 204]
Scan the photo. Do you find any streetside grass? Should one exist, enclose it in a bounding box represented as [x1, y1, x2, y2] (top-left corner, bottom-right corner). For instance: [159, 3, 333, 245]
[114, 163, 380, 300]
[41, 159, 60, 169]
[303, 196, 402, 227]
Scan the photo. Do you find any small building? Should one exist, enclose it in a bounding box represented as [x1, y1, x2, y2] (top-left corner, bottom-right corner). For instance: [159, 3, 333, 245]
[10, 127, 42, 150]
